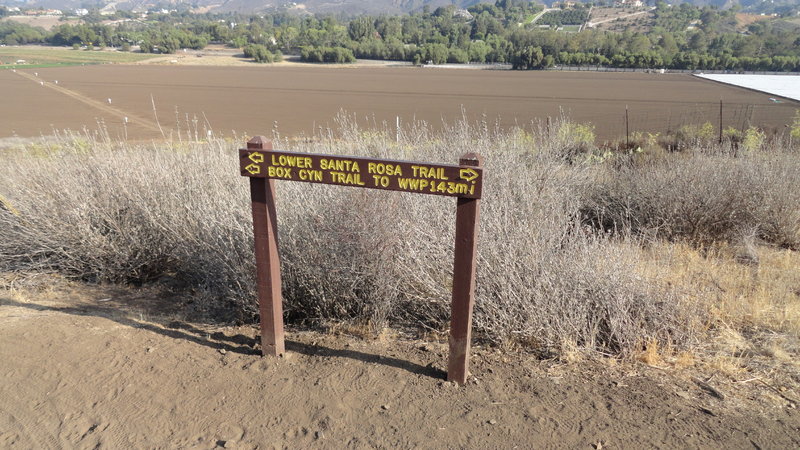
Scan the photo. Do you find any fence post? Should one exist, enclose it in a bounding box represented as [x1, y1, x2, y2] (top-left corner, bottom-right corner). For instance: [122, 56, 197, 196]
[625, 105, 630, 148]
[247, 136, 285, 357]
[447, 153, 483, 385]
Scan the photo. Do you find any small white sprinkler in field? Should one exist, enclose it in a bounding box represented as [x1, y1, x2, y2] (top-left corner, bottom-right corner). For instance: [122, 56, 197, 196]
[54, 80, 58, 84]
[123, 117, 128, 123]
[34, 72, 38, 76]
[107, 98, 112, 104]
[40, 81, 44, 86]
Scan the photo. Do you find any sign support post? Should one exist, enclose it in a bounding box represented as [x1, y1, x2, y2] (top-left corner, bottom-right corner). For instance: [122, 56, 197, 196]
[241, 137, 484, 384]
[447, 153, 483, 385]
[247, 136, 285, 356]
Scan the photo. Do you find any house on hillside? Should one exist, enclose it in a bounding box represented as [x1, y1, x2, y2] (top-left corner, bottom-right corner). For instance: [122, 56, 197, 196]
[553, 1, 577, 8]
[453, 9, 473, 20]
[25, 9, 62, 16]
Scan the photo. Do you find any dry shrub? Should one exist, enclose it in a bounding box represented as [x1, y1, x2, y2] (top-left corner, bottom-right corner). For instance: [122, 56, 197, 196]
[583, 149, 800, 249]
[0, 115, 713, 357]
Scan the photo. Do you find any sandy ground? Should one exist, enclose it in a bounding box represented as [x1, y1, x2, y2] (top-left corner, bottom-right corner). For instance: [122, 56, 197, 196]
[1, 277, 799, 449]
[1, 63, 796, 142]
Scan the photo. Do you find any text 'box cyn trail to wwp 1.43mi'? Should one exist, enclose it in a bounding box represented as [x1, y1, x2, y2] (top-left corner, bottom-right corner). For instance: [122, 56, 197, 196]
[240, 136, 484, 386]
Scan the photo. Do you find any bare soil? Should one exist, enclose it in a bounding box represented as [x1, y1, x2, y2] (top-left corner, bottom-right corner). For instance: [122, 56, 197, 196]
[735, 13, 771, 31]
[588, 7, 655, 33]
[2, 278, 799, 449]
[0, 16, 79, 31]
[1, 65, 796, 142]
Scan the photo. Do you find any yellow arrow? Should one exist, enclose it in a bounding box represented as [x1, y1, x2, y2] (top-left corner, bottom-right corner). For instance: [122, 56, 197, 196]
[249, 152, 265, 163]
[245, 163, 261, 175]
[459, 168, 479, 182]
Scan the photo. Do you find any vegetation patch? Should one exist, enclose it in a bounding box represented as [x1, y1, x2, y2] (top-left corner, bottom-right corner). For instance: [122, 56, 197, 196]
[1, 1, 799, 71]
[1, 115, 798, 361]
[0, 46, 158, 68]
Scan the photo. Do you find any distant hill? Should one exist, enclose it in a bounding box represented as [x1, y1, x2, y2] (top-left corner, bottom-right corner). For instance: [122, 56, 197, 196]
[0, 0, 485, 15]
[2, 0, 797, 16]
[666, 0, 799, 16]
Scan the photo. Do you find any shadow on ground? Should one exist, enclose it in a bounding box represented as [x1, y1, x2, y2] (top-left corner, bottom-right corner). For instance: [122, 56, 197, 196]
[0, 297, 445, 380]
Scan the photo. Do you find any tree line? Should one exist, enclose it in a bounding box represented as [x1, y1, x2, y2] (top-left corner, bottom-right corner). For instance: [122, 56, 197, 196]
[1, 1, 799, 72]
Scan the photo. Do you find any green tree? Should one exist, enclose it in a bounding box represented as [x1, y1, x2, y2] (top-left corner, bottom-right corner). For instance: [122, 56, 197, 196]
[512, 46, 543, 69]
[448, 48, 469, 64]
[244, 44, 272, 63]
[348, 16, 374, 41]
[468, 41, 491, 63]
[424, 43, 448, 64]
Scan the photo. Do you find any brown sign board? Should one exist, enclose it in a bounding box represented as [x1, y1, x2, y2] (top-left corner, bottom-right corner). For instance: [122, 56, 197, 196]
[241, 137, 483, 386]
[239, 149, 483, 199]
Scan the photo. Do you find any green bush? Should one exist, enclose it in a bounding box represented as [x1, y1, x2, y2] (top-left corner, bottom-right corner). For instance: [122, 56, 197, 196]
[792, 110, 800, 144]
[243, 44, 273, 63]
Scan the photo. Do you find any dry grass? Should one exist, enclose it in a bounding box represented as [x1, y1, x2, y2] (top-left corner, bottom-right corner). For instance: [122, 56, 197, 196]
[632, 240, 800, 386]
[0, 115, 798, 363]
[644, 242, 800, 336]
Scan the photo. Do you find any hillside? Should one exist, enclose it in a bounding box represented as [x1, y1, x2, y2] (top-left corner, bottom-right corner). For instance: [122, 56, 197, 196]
[2, 0, 798, 16]
[0, 0, 484, 15]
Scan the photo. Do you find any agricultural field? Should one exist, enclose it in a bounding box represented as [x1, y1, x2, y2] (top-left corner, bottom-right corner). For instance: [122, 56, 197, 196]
[0, 46, 158, 69]
[586, 7, 655, 33]
[1, 64, 797, 142]
[734, 13, 771, 31]
[0, 15, 79, 31]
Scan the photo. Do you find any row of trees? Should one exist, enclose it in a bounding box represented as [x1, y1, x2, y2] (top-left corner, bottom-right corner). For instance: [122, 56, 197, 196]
[1, 1, 799, 71]
[537, 5, 591, 27]
[299, 46, 355, 63]
[0, 21, 208, 53]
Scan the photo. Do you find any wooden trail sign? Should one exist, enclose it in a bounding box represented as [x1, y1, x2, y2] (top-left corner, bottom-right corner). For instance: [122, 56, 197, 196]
[241, 136, 484, 385]
[240, 148, 483, 199]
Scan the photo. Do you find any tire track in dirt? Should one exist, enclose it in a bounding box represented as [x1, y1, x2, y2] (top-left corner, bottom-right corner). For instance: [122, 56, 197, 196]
[13, 70, 164, 136]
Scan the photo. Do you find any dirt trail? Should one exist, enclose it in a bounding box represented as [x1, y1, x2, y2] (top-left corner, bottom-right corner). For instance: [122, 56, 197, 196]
[1, 280, 799, 449]
[13, 70, 164, 135]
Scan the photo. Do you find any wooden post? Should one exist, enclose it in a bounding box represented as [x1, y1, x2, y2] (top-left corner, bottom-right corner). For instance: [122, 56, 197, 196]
[447, 153, 483, 385]
[625, 105, 629, 148]
[719, 99, 723, 144]
[247, 136, 285, 357]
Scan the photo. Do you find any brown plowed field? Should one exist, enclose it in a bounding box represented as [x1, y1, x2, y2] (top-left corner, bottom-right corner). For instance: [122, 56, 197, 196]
[1, 65, 797, 142]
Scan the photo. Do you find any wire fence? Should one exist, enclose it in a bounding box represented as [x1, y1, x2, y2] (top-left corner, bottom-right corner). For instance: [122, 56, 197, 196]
[593, 101, 797, 143]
